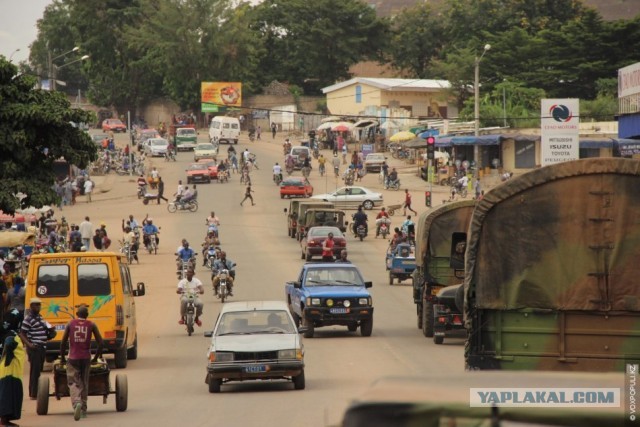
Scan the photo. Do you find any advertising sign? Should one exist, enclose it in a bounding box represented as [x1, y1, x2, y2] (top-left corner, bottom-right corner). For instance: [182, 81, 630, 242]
[201, 82, 242, 112]
[540, 99, 579, 166]
[618, 62, 640, 98]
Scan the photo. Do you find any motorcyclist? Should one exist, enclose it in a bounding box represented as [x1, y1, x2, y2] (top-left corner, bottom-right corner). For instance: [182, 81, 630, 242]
[375, 207, 391, 237]
[123, 226, 139, 263]
[142, 218, 159, 249]
[212, 251, 235, 296]
[176, 269, 204, 327]
[206, 211, 220, 228]
[273, 162, 282, 182]
[137, 174, 147, 191]
[201, 231, 219, 265]
[285, 154, 295, 174]
[332, 154, 340, 177]
[387, 167, 399, 187]
[352, 206, 368, 236]
[181, 186, 195, 205]
[176, 241, 196, 272]
[401, 216, 415, 244]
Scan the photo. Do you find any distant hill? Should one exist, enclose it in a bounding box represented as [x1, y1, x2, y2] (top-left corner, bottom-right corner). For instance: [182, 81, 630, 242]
[364, 0, 640, 21]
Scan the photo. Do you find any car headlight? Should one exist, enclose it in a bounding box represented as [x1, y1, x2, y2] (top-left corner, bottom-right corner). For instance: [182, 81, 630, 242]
[278, 349, 297, 359]
[358, 297, 370, 306]
[343, 300, 351, 308]
[306, 297, 321, 306]
[211, 351, 234, 362]
[326, 299, 334, 307]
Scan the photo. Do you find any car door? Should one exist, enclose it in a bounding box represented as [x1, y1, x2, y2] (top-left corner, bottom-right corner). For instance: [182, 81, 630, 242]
[350, 188, 366, 207]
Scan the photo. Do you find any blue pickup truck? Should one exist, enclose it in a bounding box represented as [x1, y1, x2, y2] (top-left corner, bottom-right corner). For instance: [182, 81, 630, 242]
[285, 263, 374, 338]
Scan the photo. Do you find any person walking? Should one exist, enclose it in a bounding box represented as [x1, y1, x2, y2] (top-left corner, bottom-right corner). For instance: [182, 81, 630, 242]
[473, 178, 482, 200]
[157, 177, 168, 204]
[403, 189, 417, 216]
[79, 217, 93, 251]
[83, 178, 93, 203]
[271, 122, 277, 139]
[0, 310, 26, 427]
[60, 304, 103, 421]
[92, 229, 103, 252]
[256, 125, 261, 140]
[240, 185, 255, 206]
[19, 298, 51, 400]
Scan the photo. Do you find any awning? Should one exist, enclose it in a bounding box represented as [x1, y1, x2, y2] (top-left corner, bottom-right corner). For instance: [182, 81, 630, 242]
[353, 119, 378, 128]
[434, 134, 540, 147]
[402, 138, 428, 149]
[579, 139, 614, 149]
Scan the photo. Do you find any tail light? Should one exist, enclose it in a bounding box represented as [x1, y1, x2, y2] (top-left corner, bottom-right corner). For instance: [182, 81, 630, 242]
[453, 315, 462, 325]
[116, 304, 124, 326]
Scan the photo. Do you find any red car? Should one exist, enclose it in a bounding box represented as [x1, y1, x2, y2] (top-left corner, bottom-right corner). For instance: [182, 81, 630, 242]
[280, 177, 313, 199]
[197, 159, 218, 179]
[186, 163, 211, 184]
[300, 226, 347, 261]
[102, 119, 127, 133]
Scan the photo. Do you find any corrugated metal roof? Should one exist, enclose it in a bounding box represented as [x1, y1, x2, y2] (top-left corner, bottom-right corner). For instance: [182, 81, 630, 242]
[323, 77, 450, 94]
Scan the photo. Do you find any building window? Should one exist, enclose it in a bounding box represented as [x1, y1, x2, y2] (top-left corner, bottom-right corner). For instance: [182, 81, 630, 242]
[355, 86, 362, 103]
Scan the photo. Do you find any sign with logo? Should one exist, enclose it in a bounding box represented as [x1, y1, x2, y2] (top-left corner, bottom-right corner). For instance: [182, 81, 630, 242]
[361, 144, 374, 157]
[201, 82, 242, 112]
[541, 99, 579, 166]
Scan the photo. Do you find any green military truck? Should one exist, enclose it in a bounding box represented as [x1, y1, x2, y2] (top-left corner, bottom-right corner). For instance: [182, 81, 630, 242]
[412, 201, 476, 338]
[284, 200, 334, 239]
[301, 208, 347, 234]
[170, 124, 197, 151]
[465, 158, 640, 371]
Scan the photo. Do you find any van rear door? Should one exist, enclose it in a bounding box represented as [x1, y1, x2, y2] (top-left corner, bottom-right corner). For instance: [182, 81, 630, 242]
[34, 261, 73, 341]
[74, 260, 117, 340]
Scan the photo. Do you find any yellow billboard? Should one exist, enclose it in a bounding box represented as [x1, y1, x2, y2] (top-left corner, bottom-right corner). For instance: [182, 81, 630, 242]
[201, 82, 242, 112]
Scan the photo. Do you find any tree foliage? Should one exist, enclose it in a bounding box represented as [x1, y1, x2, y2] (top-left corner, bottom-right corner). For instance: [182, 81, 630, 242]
[0, 58, 97, 214]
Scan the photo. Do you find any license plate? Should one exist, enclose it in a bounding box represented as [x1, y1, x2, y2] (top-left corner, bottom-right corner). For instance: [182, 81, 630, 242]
[55, 324, 66, 331]
[245, 365, 268, 373]
[330, 308, 349, 314]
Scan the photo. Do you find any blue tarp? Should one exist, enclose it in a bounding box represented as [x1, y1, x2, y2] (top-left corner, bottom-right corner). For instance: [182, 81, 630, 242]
[434, 134, 539, 147]
[580, 139, 614, 149]
[615, 138, 640, 156]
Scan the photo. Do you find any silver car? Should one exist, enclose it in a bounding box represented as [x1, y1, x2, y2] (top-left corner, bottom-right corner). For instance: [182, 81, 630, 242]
[204, 301, 306, 393]
[144, 138, 169, 157]
[364, 153, 386, 172]
[311, 186, 383, 210]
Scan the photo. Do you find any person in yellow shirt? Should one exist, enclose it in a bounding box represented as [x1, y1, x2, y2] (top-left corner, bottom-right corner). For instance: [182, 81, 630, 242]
[0, 310, 26, 426]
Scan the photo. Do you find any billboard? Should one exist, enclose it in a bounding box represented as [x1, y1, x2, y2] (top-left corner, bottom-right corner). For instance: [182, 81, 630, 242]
[540, 99, 579, 166]
[201, 82, 242, 112]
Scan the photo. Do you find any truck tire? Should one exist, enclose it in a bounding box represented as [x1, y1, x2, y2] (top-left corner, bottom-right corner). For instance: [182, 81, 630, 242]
[455, 284, 465, 313]
[208, 376, 222, 393]
[388, 272, 394, 286]
[303, 317, 315, 338]
[114, 347, 128, 369]
[292, 369, 305, 390]
[127, 336, 138, 360]
[416, 303, 422, 329]
[360, 318, 373, 337]
[422, 300, 434, 338]
[434, 336, 444, 345]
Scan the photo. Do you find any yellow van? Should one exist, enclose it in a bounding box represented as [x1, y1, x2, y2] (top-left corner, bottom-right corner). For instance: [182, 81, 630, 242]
[26, 252, 146, 369]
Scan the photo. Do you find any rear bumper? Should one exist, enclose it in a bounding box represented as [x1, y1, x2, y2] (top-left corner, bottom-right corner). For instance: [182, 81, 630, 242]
[208, 360, 304, 379]
[304, 306, 373, 326]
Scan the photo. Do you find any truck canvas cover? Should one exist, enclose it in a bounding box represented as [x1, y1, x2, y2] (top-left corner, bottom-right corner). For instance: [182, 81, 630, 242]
[464, 158, 640, 370]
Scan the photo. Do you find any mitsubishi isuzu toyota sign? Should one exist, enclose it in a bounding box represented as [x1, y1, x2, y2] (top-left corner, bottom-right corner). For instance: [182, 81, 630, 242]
[540, 99, 579, 166]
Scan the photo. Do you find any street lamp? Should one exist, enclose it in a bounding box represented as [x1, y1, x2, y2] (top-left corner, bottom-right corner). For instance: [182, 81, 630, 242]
[48, 46, 81, 90]
[51, 54, 89, 90]
[9, 48, 20, 62]
[474, 43, 491, 176]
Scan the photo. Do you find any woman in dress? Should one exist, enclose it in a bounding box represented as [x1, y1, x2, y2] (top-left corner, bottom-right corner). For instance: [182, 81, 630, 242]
[0, 310, 25, 427]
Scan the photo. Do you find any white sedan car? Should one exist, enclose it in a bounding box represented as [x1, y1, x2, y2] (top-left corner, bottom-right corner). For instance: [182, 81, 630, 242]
[144, 138, 169, 157]
[311, 186, 383, 210]
[194, 143, 218, 161]
[204, 301, 306, 393]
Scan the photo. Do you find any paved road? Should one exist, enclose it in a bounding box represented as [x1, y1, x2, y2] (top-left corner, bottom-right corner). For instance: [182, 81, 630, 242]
[20, 132, 464, 427]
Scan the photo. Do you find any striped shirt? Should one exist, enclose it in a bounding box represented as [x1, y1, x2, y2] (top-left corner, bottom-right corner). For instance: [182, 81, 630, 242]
[21, 313, 49, 347]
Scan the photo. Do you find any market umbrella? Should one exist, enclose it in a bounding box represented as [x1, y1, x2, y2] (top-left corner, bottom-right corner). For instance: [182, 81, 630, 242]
[332, 124, 351, 132]
[389, 131, 416, 143]
[317, 122, 338, 131]
[321, 116, 342, 123]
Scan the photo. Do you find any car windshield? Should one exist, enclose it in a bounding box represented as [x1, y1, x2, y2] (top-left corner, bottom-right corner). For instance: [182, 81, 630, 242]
[291, 148, 308, 156]
[196, 144, 214, 150]
[178, 129, 196, 136]
[308, 227, 342, 237]
[109, 120, 124, 125]
[189, 164, 207, 170]
[151, 140, 167, 146]
[304, 267, 364, 286]
[216, 310, 296, 335]
[282, 179, 304, 186]
[367, 154, 384, 161]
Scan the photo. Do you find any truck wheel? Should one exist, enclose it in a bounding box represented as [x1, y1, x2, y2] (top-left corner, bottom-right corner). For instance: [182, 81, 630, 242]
[360, 318, 373, 337]
[303, 318, 315, 338]
[416, 303, 422, 329]
[127, 335, 138, 360]
[115, 374, 128, 412]
[305, 252, 312, 262]
[434, 336, 444, 345]
[301, 250, 305, 260]
[388, 272, 394, 286]
[114, 347, 128, 369]
[422, 300, 434, 338]
[347, 323, 358, 332]
[208, 375, 222, 393]
[292, 369, 305, 390]
[36, 376, 49, 415]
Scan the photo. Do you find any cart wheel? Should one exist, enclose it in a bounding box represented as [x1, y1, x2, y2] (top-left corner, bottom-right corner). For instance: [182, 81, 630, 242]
[388, 209, 395, 216]
[115, 374, 128, 412]
[36, 376, 49, 415]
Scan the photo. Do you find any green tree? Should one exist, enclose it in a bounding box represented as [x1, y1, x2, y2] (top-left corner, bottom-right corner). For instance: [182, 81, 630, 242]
[252, 0, 388, 93]
[0, 58, 97, 214]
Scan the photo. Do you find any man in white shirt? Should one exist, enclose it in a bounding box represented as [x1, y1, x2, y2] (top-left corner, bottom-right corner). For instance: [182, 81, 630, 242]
[272, 162, 282, 181]
[79, 217, 93, 251]
[458, 175, 469, 189]
[151, 167, 159, 180]
[176, 269, 204, 326]
[175, 180, 184, 201]
[83, 179, 93, 203]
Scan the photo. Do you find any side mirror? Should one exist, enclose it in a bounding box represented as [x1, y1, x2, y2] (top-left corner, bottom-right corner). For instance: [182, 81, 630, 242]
[133, 282, 146, 296]
[297, 326, 308, 334]
[204, 331, 213, 338]
[293, 281, 302, 289]
[364, 281, 373, 288]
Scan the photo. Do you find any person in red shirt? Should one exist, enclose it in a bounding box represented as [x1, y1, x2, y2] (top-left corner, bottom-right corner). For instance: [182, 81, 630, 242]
[375, 207, 391, 237]
[60, 305, 103, 420]
[322, 233, 335, 262]
[403, 189, 417, 215]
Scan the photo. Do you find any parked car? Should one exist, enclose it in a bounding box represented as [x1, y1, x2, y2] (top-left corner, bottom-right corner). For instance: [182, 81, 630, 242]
[194, 143, 218, 161]
[197, 159, 218, 179]
[300, 226, 346, 261]
[203, 300, 306, 393]
[364, 153, 386, 172]
[102, 118, 127, 133]
[186, 163, 212, 184]
[143, 138, 169, 157]
[311, 186, 383, 210]
[91, 134, 110, 146]
[280, 177, 314, 199]
[136, 129, 160, 151]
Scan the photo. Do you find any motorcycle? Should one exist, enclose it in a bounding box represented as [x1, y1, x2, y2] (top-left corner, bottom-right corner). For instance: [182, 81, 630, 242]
[165, 150, 176, 161]
[312, 145, 319, 159]
[176, 257, 196, 279]
[144, 233, 158, 254]
[215, 269, 231, 303]
[385, 179, 401, 191]
[274, 172, 283, 185]
[137, 184, 147, 199]
[182, 290, 198, 336]
[356, 224, 367, 241]
[205, 247, 219, 269]
[167, 198, 198, 213]
[343, 170, 355, 186]
[120, 241, 138, 264]
[376, 218, 391, 239]
[286, 165, 294, 176]
[217, 170, 229, 183]
[248, 131, 256, 142]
